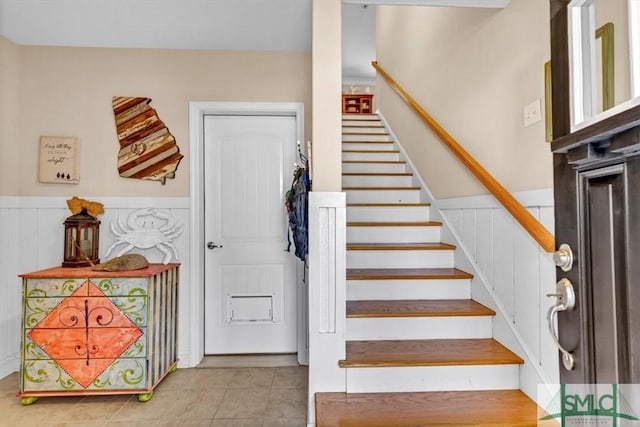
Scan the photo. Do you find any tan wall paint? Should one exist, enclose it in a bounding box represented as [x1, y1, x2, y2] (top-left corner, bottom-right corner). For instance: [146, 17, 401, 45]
[312, 0, 342, 192]
[376, 0, 553, 198]
[0, 36, 21, 196]
[11, 45, 310, 197]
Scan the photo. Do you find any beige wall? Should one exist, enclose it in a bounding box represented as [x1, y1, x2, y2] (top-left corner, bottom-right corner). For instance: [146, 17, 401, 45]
[312, 0, 342, 192]
[0, 36, 21, 195]
[7, 44, 310, 197]
[376, 0, 553, 199]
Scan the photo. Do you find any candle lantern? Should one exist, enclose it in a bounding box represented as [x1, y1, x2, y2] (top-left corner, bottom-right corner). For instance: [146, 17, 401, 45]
[62, 208, 100, 267]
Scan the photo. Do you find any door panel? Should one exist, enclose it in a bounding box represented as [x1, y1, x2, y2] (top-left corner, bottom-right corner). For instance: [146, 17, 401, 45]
[203, 115, 297, 354]
[581, 165, 630, 384]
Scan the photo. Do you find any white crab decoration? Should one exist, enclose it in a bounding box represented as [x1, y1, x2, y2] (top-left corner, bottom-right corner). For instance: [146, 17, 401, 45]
[105, 208, 184, 264]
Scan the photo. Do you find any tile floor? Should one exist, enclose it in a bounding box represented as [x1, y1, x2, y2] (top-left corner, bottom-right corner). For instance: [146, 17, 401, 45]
[0, 365, 308, 427]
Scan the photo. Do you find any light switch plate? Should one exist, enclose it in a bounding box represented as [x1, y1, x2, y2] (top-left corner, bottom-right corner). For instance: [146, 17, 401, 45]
[523, 99, 542, 127]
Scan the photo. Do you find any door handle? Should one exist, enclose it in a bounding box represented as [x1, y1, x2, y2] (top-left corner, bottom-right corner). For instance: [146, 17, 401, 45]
[546, 278, 576, 371]
[207, 242, 223, 250]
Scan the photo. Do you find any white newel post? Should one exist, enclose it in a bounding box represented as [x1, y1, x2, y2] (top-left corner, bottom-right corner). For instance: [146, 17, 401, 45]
[307, 191, 346, 426]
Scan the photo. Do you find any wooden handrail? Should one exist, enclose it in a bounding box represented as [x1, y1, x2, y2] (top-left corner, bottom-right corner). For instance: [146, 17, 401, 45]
[372, 61, 555, 253]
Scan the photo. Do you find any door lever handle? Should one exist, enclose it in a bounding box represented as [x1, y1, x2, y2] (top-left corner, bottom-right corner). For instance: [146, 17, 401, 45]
[207, 242, 223, 250]
[546, 278, 576, 371]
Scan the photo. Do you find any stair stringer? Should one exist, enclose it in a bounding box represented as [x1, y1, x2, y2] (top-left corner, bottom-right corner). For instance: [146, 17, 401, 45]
[376, 109, 559, 406]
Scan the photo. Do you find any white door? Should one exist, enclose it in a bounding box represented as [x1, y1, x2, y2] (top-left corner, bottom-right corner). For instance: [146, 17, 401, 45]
[203, 115, 298, 354]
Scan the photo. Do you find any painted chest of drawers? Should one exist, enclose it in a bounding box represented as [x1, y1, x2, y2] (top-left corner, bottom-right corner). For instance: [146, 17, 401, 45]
[18, 264, 179, 404]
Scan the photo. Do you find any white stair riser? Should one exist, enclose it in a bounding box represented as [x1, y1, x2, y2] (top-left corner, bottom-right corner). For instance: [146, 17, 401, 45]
[342, 121, 383, 127]
[343, 115, 379, 122]
[345, 189, 421, 204]
[347, 226, 441, 243]
[343, 151, 400, 162]
[342, 126, 388, 134]
[347, 279, 471, 301]
[347, 205, 431, 222]
[345, 365, 520, 393]
[347, 250, 453, 269]
[343, 162, 407, 173]
[343, 134, 393, 142]
[346, 316, 492, 340]
[342, 142, 396, 151]
[343, 175, 413, 187]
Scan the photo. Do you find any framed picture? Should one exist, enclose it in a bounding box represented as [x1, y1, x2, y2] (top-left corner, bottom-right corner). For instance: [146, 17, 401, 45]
[38, 136, 80, 184]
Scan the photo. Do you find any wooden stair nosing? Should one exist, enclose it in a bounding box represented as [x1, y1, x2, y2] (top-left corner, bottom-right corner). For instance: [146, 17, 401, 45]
[343, 160, 406, 164]
[338, 338, 525, 368]
[342, 140, 394, 144]
[343, 132, 390, 136]
[343, 186, 421, 191]
[346, 267, 473, 280]
[342, 124, 385, 128]
[343, 149, 400, 154]
[346, 299, 495, 318]
[347, 202, 430, 207]
[347, 221, 441, 227]
[347, 242, 454, 251]
[343, 172, 412, 177]
[315, 390, 545, 427]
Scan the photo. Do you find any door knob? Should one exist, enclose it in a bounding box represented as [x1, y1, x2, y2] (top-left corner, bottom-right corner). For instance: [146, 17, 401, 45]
[207, 242, 223, 250]
[546, 278, 576, 370]
[553, 243, 574, 272]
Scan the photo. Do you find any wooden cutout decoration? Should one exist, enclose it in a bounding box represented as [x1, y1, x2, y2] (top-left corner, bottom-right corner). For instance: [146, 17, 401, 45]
[112, 97, 183, 185]
[38, 136, 80, 184]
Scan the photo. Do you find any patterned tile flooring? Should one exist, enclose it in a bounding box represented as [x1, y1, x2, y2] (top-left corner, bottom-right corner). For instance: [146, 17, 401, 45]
[0, 364, 308, 427]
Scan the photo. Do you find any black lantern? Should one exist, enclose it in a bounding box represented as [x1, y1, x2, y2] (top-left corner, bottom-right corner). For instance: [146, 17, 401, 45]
[62, 209, 100, 267]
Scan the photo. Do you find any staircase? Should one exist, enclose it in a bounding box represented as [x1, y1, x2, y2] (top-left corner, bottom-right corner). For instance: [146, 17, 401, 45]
[314, 114, 541, 426]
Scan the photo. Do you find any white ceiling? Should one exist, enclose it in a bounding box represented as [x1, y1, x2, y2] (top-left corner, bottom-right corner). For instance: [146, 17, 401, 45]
[0, 0, 313, 51]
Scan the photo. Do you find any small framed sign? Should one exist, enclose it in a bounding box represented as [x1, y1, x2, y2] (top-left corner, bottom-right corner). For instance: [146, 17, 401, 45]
[39, 136, 80, 184]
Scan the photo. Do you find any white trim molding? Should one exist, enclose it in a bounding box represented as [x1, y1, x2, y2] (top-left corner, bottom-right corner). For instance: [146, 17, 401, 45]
[188, 101, 305, 368]
[307, 191, 347, 426]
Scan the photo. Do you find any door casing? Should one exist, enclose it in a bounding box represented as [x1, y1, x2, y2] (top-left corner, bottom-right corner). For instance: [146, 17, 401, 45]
[188, 101, 305, 367]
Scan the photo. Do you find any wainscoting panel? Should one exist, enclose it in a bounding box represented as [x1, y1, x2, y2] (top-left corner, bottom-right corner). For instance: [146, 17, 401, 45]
[0, 196, 190, 380]
[435, 190, 559, 401]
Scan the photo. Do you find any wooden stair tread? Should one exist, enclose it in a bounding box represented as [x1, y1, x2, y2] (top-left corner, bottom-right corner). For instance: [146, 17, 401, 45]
[343, 149, 400, 153]
[343, 160, 406, 164]
[343, 132, 390, 136]
[343, 140, 393, 144]
[347, 221, 441, 227]
[346, 299, 495, 318]
[347, 242, 454, 250]
[343, 124, 385, 128]
[343, 172, 412, 176]
[347, 267, 472, 280]
[343, 117, 380, 121]
[347, 202, 430, 207]
[339, 338, 524, 367]
[315, 390, 546, 427]
[343, 186, 421, 190]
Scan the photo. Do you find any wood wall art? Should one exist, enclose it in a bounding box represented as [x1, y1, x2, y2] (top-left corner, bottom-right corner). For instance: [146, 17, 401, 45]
[112, 97, 183, 185]
[38, 136, 80, 184]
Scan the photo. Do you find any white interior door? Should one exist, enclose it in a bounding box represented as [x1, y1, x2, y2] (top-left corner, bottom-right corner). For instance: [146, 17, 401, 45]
[203, 115, 298, 354]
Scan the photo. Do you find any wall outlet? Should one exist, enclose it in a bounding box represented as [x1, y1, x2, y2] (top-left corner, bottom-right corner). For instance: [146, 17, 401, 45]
[523, 99, 542, 127]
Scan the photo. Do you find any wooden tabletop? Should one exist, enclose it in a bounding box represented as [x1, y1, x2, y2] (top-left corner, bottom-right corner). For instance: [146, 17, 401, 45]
[19, 263, 180, 278]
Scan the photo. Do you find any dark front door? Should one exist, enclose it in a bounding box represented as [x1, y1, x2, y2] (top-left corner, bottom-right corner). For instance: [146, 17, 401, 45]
[550, 0, 640, 385]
